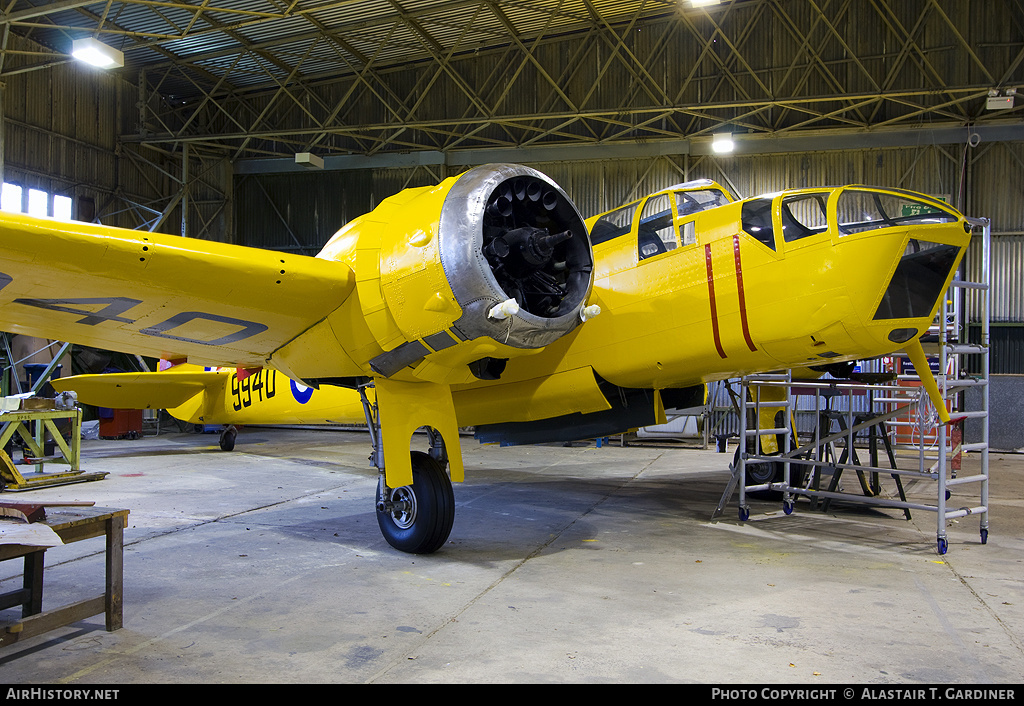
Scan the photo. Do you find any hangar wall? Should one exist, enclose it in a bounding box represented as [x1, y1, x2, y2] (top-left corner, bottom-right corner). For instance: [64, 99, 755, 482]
[2, 31, 124, 225]
[233, 145, 977, 247]
[0, 33, 207, 233]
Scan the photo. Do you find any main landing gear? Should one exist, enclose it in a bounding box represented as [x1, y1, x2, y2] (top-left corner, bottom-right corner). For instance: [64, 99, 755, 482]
[359, 383, 456, 554]
[376, 450, 455, 554]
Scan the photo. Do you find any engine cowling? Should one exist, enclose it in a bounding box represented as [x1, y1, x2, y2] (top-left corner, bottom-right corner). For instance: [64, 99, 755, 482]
[316, 163, 595, 384]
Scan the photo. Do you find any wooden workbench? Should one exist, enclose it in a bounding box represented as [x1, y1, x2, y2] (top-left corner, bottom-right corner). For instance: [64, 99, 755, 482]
[0, 506, 129, 647]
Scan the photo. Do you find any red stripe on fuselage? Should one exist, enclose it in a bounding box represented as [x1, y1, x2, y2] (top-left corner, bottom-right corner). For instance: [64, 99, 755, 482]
[732, 233, 758, 352]
[705, 243, 727, 359]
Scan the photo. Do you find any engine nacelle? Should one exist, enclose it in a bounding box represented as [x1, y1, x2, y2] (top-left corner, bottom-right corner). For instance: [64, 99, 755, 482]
[316, 164, 595, 385]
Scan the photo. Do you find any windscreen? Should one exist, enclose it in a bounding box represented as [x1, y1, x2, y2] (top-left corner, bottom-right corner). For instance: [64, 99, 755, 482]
[837, 190, 957, 235]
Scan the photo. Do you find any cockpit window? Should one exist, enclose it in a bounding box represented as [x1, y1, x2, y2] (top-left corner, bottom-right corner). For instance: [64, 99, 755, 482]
[837, 190, 957, 235]
[781, 192, 829, 242]
[741, 197, 775, 250]
[589, 201, 639, 245]
[674, 188, 730, 217]
[638, 194, 676, 260]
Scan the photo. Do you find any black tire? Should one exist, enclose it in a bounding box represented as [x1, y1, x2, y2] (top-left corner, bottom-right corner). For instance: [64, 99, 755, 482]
[734, 446, 779, 487]
[737, 409, 793, 496]
[219, 427, 236, 452]
[376, 451, 455, 554]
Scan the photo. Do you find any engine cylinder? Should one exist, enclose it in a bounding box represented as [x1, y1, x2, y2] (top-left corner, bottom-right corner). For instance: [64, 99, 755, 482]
[439, 163, 594, 349]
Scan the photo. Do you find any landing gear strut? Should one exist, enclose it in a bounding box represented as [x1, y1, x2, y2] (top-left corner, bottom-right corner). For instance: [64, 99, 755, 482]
[359, 382, 455, 553]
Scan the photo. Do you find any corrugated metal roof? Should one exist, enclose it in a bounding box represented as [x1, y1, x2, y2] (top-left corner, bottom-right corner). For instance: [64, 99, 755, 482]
[3, 0, 1022, 161]
[4, 0, 1009, 99]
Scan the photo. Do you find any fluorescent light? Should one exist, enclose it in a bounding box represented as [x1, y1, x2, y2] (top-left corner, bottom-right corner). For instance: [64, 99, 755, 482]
[72, 37, 124, 69]
[690, 0, 721, 6]
[712, 131, 735, 154]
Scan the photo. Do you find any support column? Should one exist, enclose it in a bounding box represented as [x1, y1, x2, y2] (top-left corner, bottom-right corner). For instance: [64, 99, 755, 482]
[181, 143, 189, 238]
[0, 82, 5, 189]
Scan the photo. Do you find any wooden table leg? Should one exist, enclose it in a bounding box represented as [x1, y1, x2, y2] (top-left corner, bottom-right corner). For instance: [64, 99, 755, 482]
[105, 514, 124, 631]
[22, 550, 44, 617]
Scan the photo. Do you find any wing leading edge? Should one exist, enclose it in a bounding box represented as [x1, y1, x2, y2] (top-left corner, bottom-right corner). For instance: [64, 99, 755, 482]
[0, 211, 356, 373]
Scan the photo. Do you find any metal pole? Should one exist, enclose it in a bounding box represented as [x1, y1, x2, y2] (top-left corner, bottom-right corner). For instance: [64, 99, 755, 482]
[29, 342, 71, 394]
[738, 377, 748, 517]
[980, 218, 991, 541]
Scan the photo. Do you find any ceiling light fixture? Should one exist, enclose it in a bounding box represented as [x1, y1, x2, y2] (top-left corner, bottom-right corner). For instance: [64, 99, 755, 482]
[71, 37, 124, 69]
[986, 88, 1015, 111]
[712, 131, 735, 154]
[690, 0, 721, 7]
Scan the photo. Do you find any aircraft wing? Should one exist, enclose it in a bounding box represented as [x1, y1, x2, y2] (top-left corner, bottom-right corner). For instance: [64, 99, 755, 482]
[0, 211, 355, 372]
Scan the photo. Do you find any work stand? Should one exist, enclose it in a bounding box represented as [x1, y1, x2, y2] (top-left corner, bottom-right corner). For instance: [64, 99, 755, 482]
[0, 407, 107, 491]
[810, 406, 910, 521]
[715, 218, 992, 555]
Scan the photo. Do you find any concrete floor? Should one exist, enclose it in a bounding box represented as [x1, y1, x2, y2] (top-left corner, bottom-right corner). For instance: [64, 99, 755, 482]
[1, 426, 1022, 684]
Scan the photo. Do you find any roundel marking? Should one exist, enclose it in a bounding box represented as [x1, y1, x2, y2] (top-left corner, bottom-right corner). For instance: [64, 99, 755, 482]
[291, 380, 314, 404]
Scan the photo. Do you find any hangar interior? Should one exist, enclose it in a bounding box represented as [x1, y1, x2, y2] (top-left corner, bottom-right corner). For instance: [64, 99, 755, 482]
[0, 0, 1023, 684]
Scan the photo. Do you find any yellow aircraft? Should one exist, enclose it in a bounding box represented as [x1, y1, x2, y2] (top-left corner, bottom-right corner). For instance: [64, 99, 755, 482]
[0, 163, 971, 553]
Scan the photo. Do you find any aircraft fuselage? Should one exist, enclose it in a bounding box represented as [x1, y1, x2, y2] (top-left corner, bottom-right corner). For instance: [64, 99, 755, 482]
[459, 183, 970, 415]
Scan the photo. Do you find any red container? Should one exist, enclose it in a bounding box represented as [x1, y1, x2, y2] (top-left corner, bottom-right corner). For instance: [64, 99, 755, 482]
[99, 408, 143, 439]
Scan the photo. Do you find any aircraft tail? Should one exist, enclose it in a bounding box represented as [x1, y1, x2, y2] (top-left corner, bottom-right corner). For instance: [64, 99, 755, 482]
[52, 365, 226, 424]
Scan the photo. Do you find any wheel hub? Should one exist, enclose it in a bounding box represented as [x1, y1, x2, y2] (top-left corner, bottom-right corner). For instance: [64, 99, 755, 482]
[378, 482, 417, 530]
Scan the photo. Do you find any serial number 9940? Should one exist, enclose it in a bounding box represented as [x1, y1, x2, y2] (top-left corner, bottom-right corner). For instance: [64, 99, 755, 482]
[231, 369, 278, 411]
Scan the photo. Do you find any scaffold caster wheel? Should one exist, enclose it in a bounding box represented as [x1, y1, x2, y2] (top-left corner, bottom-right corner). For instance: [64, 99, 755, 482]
[945, 490, 951, 501]
[783, 501, 794, 515]
[937, 538, 948, 555]
[980, 528, 989, 545]
[739, 507, 750, 522]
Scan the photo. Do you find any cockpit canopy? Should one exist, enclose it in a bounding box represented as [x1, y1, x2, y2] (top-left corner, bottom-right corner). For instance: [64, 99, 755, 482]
[586, 182, 965, 275]
[741, 187, 962, 251]
[588, 179, 734, 259]
[737, 186, 968, 324]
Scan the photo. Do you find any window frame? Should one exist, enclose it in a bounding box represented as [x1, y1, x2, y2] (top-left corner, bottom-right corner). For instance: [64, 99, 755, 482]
[779, 191, 831, 243]
[836, 189, 959, 236]
[740, 197, 777, 251]
[589, 199, 641, 246]
[2, 182, 76, 221]
[637, 193, 677, 260]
